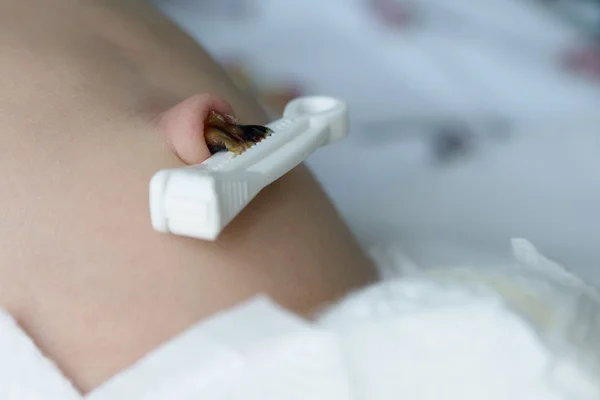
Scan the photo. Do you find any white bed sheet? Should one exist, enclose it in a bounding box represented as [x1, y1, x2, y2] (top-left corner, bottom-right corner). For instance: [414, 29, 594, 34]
[157, 0, 600, 281]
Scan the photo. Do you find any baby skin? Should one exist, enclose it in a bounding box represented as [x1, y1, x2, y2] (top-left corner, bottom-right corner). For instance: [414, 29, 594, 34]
[0, 0, 376, 393]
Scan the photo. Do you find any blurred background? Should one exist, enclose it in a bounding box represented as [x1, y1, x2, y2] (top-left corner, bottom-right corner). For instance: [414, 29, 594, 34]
[154, 0, 600, 279]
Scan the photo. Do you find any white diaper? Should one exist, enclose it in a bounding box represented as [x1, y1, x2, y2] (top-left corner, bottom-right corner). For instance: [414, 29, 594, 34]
[1, 240, 599, 400]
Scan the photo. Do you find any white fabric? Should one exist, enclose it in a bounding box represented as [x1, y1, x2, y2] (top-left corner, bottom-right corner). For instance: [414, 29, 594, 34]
[158, 0, 600, 281]
[1, 239, 599, 399]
